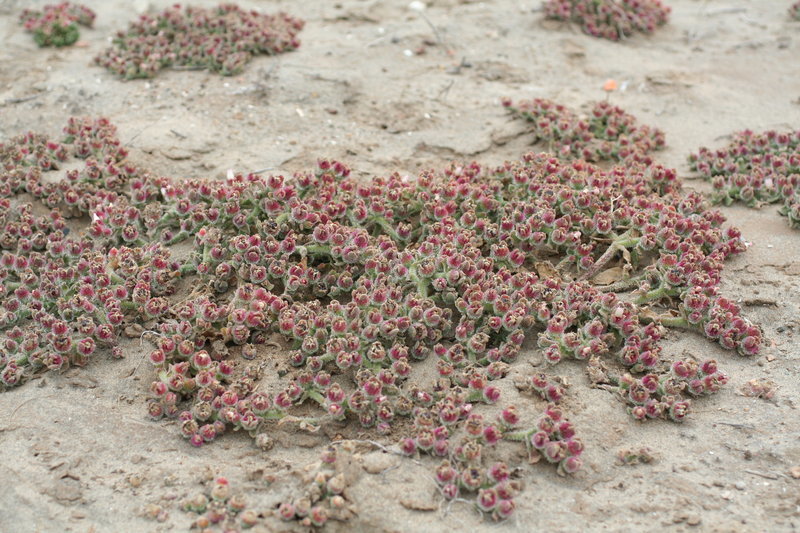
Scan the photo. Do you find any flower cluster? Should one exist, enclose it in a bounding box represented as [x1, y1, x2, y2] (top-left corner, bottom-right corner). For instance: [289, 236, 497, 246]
[544, 0, 670, 41]
[689, 129, 800, 228]
[95, 4, 304, 79]
[0, 116, 762, 525]
[180, 477, 259, 531]
[502, 98, 665, 164]
[19, 2, 95, 47]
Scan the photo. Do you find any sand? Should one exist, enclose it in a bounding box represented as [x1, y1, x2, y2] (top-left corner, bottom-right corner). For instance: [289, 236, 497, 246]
[0, 0, 799, 531]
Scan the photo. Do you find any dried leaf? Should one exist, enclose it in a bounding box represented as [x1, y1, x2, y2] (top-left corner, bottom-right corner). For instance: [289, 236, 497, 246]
[592, 266, 625, 285]
[124, 324, 145, 338]
[535, 261, 561, 281]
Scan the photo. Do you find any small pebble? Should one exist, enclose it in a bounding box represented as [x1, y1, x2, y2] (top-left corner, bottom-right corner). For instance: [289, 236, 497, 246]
[735, 481, 746, 490]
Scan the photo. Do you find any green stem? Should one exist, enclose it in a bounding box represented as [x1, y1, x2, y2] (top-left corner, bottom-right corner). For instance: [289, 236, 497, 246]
[305, 390, 326, 406]
[660, 316, 690, 328]
[303, 244, 332, 257]
[503, 429, 534, 443]
[635, 284, 679, 304]
[371, 216, 402, 241]
[165, 230, 190, 246]
[408, 267, 429, 298]
[642, 314, 690, 329]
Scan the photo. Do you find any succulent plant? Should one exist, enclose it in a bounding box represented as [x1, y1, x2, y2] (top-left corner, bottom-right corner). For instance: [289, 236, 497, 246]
[0, 114, 763, 525]
[19, 2, 95, 48]
[19, 2, 95, 47]
[502, 98, 665, 164]
[94, 4, 304, 79]
[178, 476, 260, 530]
[689, 129, 800, 228]
[544, 0, 670, 41]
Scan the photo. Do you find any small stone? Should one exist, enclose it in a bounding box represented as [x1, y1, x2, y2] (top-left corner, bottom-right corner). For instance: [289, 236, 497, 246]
[48, 479, 83, 503]
[400, 497, 437, 511]
[789, 466, 800, 479]
[734, 481, 746, 490]
[71, 510, 86, 519]
[687, 514, 702, 526]
[142, 504, 161, 519]
[361, 451, 397, 474]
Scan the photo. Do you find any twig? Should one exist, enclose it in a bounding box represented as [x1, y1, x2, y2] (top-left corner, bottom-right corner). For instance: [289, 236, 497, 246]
[717, 422, 755, 430]
[418, 12, 444, 46]
[170, 129, 187, 140]
[436, 80, 454, 101]
[378, 463, 401, 481]
[2, 94, 40, 106]
[9, 395, 55, 420]
[705, 7, 747, 16]
[329, 439, 423, 466]
[744, 469, 779, 480]
[365, 36, 386, 48]
[127, 329, 162, 377]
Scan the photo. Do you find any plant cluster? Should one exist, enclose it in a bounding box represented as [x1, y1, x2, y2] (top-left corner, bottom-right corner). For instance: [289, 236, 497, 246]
[689, 129, 800, 228]
[502, 98, 665, 165]
[616, 446, 655, 465]
[19, 2, 95, 47]
[0, 118, 168, 386]
[181, 477, 259, 531]
[791, 2, 800, 21]
[0, 116, 762, 523]
[543, 0, 670, 41]
[94, 3, 303, 79]
[277, 446, 358, 528]
[739, 378, 777, 400]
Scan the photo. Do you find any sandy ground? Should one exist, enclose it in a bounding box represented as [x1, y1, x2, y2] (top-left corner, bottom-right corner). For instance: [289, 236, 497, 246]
[1, 0, 799, 531]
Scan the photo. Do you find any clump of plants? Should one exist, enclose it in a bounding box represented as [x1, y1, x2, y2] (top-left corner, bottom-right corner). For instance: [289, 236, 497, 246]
[689, 129, 800, 228]
[791, 2, 800, 20]
[19, 2, 95, 47]
[277, 446, 358, 527]
[543, 0, 670, 41]
[502, 98, 665, 164]
[181, 476, 260, 531]
[94, 3, 304, 79]
[0, 117, 762, 523]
